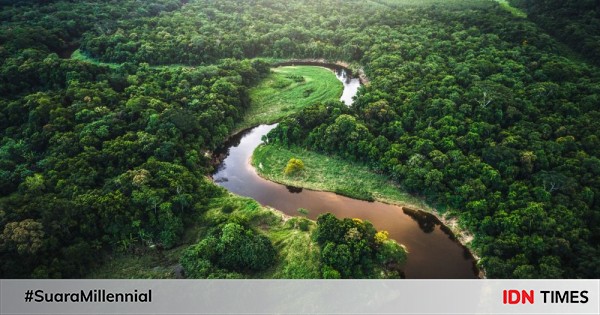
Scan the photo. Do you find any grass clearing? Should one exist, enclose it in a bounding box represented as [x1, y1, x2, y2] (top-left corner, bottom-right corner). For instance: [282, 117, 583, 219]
[71, 49, 120, 69]
[252, 144, 433, 211]
[86, 246, 187, 279]
[239, 66, 343, 130]
[495, 0, 527, 18]
[258, 218, 321, 278]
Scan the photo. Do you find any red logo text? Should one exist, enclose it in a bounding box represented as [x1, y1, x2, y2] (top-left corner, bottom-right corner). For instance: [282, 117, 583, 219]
[503, 290, 534, 304]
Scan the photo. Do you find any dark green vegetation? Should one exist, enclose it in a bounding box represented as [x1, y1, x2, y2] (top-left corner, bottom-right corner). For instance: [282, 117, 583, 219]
[1, 0, 599, 278]
[0, 0, 402, 278]
[180, 220, 277, 278]
[510, 0, 600, 65]
[0, 53, 271, 276]
[179, 196, 313, 279]
[257, 1, 600, 277]
[241, 66, 343, 130]
[315, 213, 407, 278]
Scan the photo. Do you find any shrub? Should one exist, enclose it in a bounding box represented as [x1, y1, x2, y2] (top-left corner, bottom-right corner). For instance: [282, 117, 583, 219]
[285, 74, 305, 82]
[303, 88, 314, 97]
[217, 223, 276, 271]
[222, 204, 235, 213]
[284, 158, 304, 176]
[272, 77, 292, 89]
[298, 218, 310, 231]
[181, 222, 276, 278]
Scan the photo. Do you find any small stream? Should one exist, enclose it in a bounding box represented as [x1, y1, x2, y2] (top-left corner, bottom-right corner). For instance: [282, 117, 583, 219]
[213, 66, 479, 278]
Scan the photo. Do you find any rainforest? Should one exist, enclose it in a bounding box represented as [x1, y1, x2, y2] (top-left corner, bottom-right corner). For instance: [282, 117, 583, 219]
[0, 0, 599, 279]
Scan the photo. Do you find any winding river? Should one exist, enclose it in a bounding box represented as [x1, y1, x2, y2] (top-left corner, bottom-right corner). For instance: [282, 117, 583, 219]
[214, 67, 479, 278]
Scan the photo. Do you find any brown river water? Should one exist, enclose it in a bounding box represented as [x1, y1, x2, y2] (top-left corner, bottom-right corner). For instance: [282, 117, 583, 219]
[213, 67, 479, 278]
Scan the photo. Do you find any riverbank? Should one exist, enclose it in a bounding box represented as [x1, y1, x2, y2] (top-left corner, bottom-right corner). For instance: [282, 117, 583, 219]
[238, 66, 343, 131]
[252, 143, 482, 276]
[252, 144, 431, 208]
[273, 59, 369, 85]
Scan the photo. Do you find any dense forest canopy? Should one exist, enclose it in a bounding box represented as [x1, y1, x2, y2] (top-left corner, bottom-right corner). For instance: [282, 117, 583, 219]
[1, 0, 599, 278]
[510, 0, 600, 65]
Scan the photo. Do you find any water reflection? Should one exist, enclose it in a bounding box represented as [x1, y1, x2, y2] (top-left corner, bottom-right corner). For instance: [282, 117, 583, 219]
[402, 207, 437, 234]
[286, 186, 303, 193]
[334, 69, 361, 106]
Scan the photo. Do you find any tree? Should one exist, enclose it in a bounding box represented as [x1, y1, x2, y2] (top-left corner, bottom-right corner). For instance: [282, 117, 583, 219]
[284, 158, 305, 176]
[217, 222, 276, 272]
[22, 174, 45, 193]
[1, 219, 45, 255]
[314, 213, 406, 278]
[180, 222, 276, 278]
[322, 243, 353, 277]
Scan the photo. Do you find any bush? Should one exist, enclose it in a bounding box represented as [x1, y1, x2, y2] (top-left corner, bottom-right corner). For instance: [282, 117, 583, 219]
[285, 74, 305, 82]
[217, 223, 276, 271]
[180, 236, 219, 278]
[222, 204, 235, 213]
[180, 222, 276, 278]
[303, 88, 314, 97]
[313, 213, 407, 278]
[272, 77, 292, 89]
[322, 265, 341, 279]
[284, 158, 304, 176]
[298, 218, 310, 231]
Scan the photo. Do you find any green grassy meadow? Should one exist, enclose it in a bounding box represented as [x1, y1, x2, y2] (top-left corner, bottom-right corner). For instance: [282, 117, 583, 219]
[252, 144, 433, 211]
[71, 49, 121, 69]
[239, 66, 343, 130]
[495, 0, 527, 18]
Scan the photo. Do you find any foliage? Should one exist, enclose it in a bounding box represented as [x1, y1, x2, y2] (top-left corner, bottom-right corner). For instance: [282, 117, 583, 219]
[1, 0, 599, 279]
[314, 213, 406, 278]
[259, 0, 600, 278]
[180, 222, 276, 278]
[510, 0, 600, 65]
[0, 0, 270, 275]
[266, 217, 321, 278]
[284, 158, 305, 176]
[0, 219, 45, 255]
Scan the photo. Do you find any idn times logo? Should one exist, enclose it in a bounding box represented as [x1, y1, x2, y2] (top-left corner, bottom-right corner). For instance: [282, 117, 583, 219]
[503, 290, 589, 305]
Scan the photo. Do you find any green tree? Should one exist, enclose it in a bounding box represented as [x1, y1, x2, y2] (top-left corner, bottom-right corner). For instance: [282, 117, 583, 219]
[284, 158, 305, 176]
[1, 219, 45, 255]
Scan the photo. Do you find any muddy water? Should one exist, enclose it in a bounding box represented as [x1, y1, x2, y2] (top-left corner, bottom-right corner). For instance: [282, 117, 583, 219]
[213, 67, 478, 278]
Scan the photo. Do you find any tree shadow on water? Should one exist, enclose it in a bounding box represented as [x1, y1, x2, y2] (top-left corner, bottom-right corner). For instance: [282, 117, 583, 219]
[286, 185, 303, 193]
[402, 207, 439, 234]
